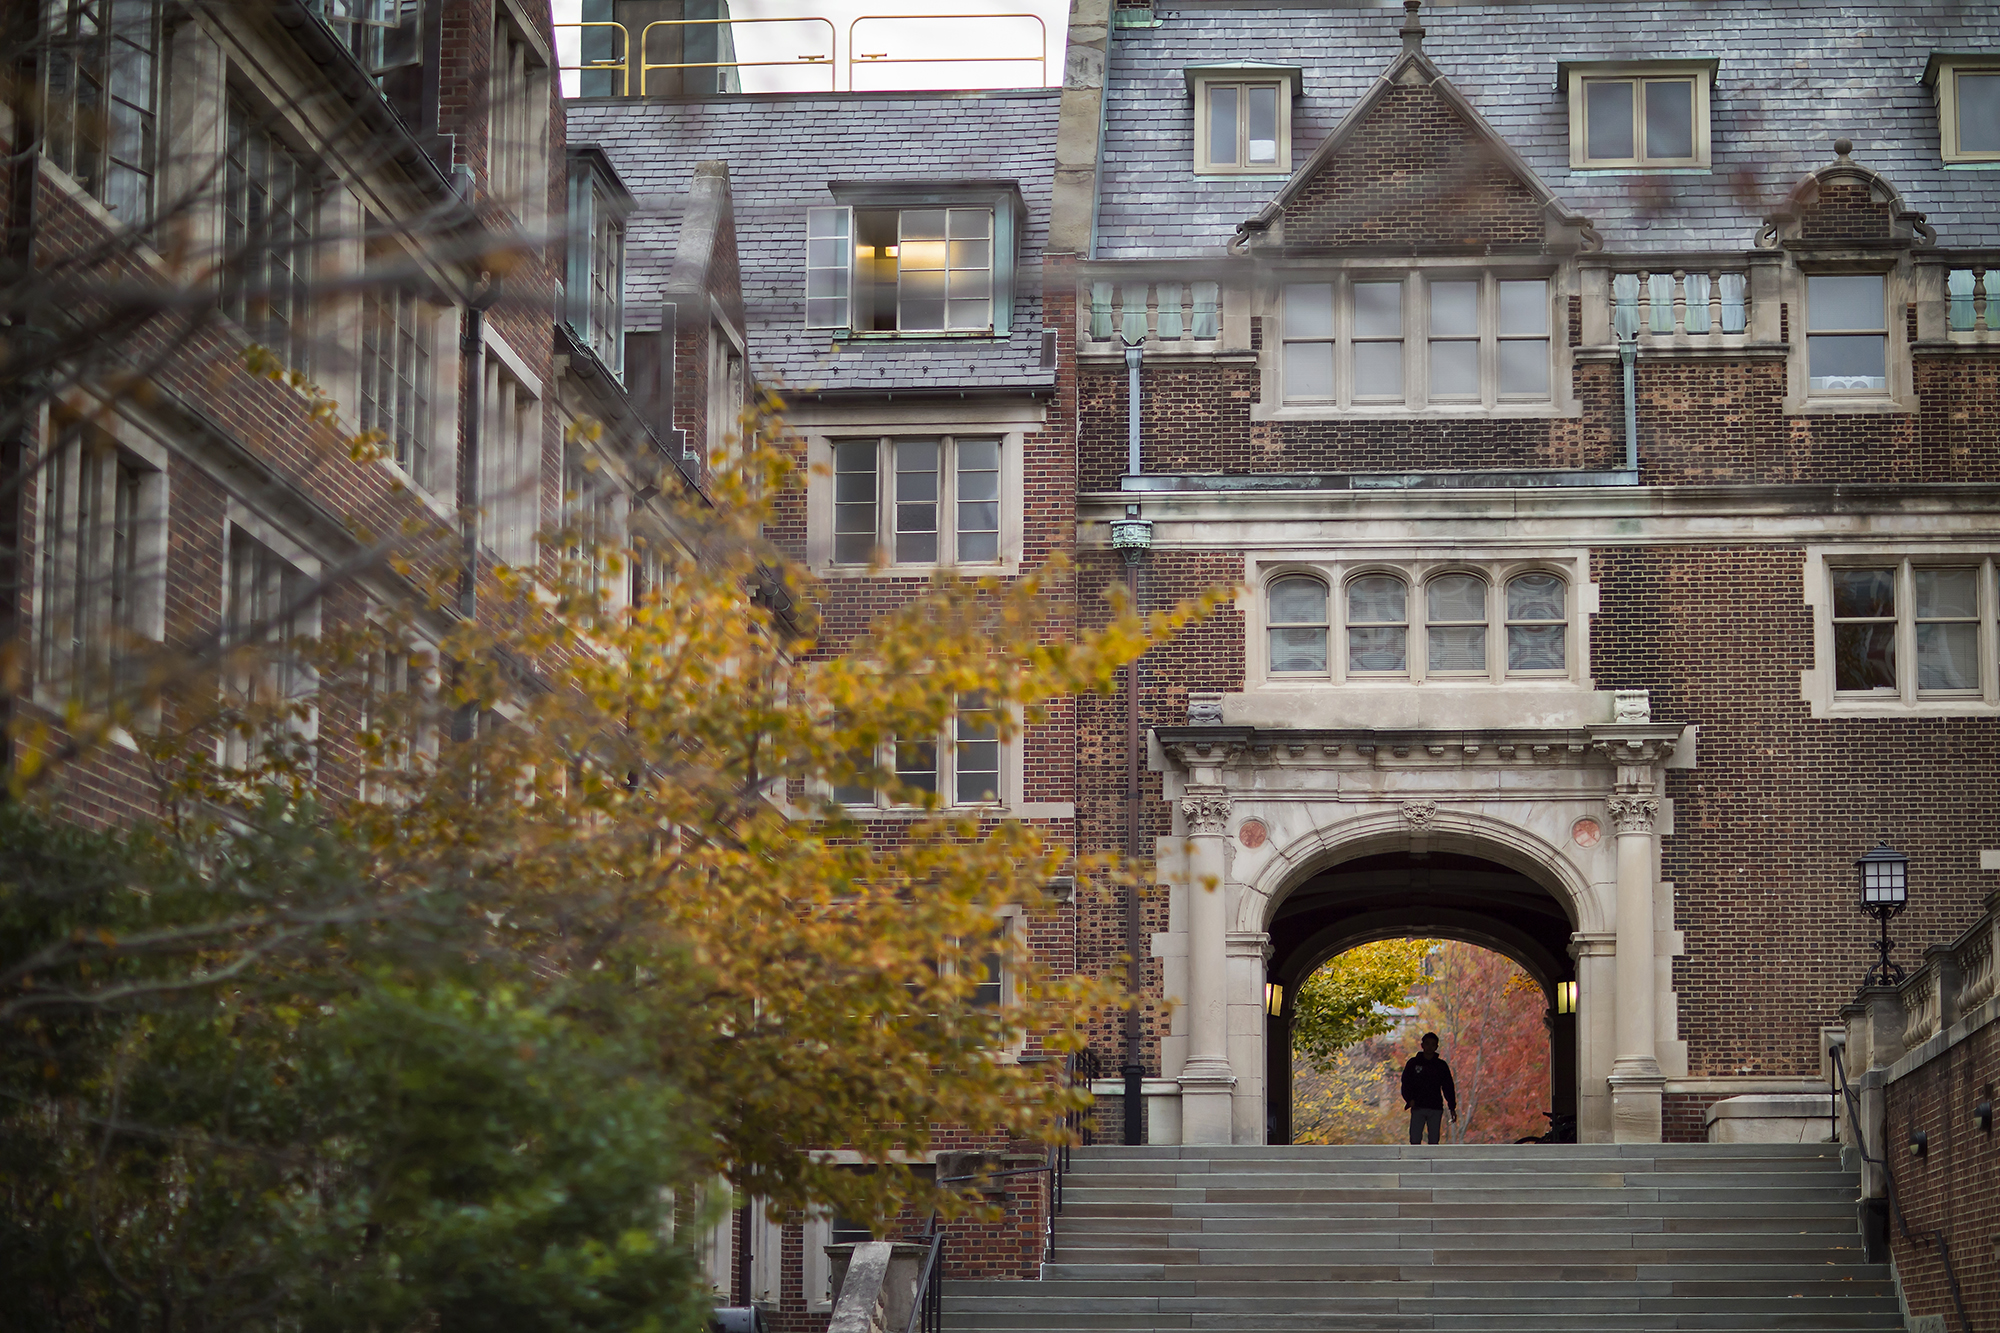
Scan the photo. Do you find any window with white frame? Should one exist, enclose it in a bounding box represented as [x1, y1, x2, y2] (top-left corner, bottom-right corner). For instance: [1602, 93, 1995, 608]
[566, 154, 628, 375]
[40, 0, 162, 221]
[224, 527, 317, 767]
[36, 427, 163, 707]
[1926, 56, 2000, 164]
[805, 190, 1019, 336]
[317, 0, 424, 85]
[833, 697, 1005, 809]
[707, 332, 745, 458]
[488, 9, 550, 226]
[1280, 275, 1551, 409]
[1805, 274, 1888, 396]
[1566, 63, 1711, 169]
[1265, 565, 1571, 682]
[831, 436, 1001, 568]
[359, 233, 437, 489]
[480, 353, 541, 567]
[360, 640, 439, 798]
[562, 440, 623, 615]
[224, 94, 317, 374]
[1828, 560, 1999, 702]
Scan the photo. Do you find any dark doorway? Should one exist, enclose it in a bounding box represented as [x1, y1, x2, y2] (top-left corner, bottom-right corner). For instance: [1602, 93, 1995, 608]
[1265, 851, 1577, 1145]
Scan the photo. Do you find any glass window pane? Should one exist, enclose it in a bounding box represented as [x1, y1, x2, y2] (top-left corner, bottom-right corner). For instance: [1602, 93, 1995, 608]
[896, 740, 937, 794]
[1508, 573, 1565, 622]
[1498, 280, 1547, 336]
[947, 208, 990, 239]
[1430, 340, 1479, 397]
[895, 440, 939, 562]
[900, 209, 947, 242]
[1429, 281, 1478, 337]
[1348, 575, 1406, 625]
[1585, 80, 1635, 159]
[1246, 85, 1279, 163]
[1353, 282, 1402, 336]
[1208, 85, 1238, 164]
[1284, 283, 1335, 339]
[1352, 341, 1404, 400]
[1644, 79, 1695, 159]
[1428, 625, 1488, 672]
[1834, 623, 1896, 691]
[1958, 71, 2000, 154]
[1428, 574, 1486, 623]
[1283, 341, 1335, 401]
[1915, 567, 1978, 619]
[1917, 622, 1979, 691]
[1719, 272, 1747, 333]
[1270, 626, 1329, 674]
[1808, 275, 1884, 331]
[1498, 339, 1549, 396]
[1832, 568, 1895, 619]
[1508, 624, 1566, 672]
[1348, 626, 1407, 673]
[1808, 334, 1886, 390]
[1269, 576, 1327, 625]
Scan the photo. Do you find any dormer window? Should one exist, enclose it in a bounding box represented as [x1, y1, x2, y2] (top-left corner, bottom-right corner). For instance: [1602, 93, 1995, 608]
[566, 147, 631, 377]
[1925, 54, 2000, 163]
[805, 183, 1022, 336]
[1564, 62, 1713, 169]
[1187, 63, 1299, 175]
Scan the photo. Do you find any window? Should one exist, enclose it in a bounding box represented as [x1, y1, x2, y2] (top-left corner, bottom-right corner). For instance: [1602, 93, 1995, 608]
[708, 333, 745, 459]
[830, 436, 1001, 568]
[361, 642, 439, 797]
[316, 0, 423, 84]
[1267, 576, 1329, 674]
[562, 441, 623, 614]
[804, 189, 1020, 336]
[40, 0, 162, 221]
[954, 695, 1000, 804]
[1831, 562, 1990, 698]
[1505, 573, 1568, 672]
[1927, 56, 2000, 163]
[224, 527, 317, 768]
[1187, 65, 1298, 176]
[36, 429, 161, 707]
[566, 152, 629, 374]
[480, 352, 542, 567]
[360, 236, 436, 489]
[1567, 64, 1711, 169]
[1347, 574, 1409, 673]
[488, 10, 550, 226]
[835, 700, 1006, 810]
[1280, 275, 1550, 410]
[224, 95, 317, 373]
[1426, 574, 1488, 673]
[1805, 274, 1887, 395]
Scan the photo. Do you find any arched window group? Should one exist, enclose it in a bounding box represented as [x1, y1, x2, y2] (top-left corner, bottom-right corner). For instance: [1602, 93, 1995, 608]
[1267, 569, 1569, 679]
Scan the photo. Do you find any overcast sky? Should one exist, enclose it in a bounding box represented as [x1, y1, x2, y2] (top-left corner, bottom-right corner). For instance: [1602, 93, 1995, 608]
[553, 0, 1068, 95]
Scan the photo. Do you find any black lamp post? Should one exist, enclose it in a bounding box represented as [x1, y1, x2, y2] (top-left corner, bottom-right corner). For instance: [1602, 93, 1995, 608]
[1856, 840, 1910, 987]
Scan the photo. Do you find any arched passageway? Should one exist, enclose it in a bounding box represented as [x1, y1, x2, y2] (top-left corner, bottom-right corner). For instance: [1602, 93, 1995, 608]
[1265, 851, 1576, 1145]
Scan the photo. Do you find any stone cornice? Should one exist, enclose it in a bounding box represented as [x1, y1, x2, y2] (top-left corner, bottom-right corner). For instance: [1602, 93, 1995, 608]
[1157, 724, 1683, 773]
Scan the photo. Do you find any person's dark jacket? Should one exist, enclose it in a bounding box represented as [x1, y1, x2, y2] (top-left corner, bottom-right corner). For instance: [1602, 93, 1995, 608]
[1401, 1051, 1457, 1111]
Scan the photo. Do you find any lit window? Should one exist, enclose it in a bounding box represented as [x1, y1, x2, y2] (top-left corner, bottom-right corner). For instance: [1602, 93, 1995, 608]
[1347, 574, 1409, 674]
[1568, 65, 1710, 169]
[1282, 276, 1549, 409]
[1806, 274, 1887, 395]
[224, 95, 317, 374]
[829, 436, 1002, 568]
[1927, 56, 2000, 163]
[36, 428, 161, 708]
[1831, 561, 1988, 698]
[803, 191, 1020, 336]
[1268, 576, 1330, 675]
[40, 0, 162, 220]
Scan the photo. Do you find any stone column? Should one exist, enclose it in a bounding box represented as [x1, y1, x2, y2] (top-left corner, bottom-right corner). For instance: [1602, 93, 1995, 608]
[1570, 932, 1618, 1143]
[1226, 930, 1272, 1144]
[1606, 795, 1665, 1142]
[1178, 788, 1236, 1145]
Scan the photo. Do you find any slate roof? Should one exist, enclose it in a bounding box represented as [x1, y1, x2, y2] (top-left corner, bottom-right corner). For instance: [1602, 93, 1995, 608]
[1097, 1, 2000, 259]
[565, 90, 1060, 393]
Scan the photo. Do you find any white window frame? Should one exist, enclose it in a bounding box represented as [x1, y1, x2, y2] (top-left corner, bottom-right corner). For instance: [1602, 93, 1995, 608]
[220, 503, 323, 770]
[1250, 557, 1586, 688]
[39, 0, 164, 222]
[223, 90, 319, 375]
[479, 327, 545, 568]
[803, 186, 1022, 337]
[488, 2, 552, 231]
[1192, 75, 1292, 176]
[561, 437, 627, 619]
[1927, 55, 2000, 165]
[831, 710, 1012, 813]
[1564, 62, 1713, 171]
[566, 152, 629, 376]
[1265, 269, 1564, 417]
[813, 431, 1017, 573]
[359, 631, 441, 803]
[1803, 549, 2000, 717]
[1787, 265, 1914, 415]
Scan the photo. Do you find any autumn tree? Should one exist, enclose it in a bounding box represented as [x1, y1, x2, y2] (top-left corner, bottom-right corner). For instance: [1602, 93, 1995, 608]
[1415, 941, 1551, 1144]
[1289, 937, 1430, 1065]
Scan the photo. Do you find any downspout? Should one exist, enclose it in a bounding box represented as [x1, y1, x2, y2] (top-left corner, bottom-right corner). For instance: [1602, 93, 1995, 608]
[1110, 341, 1153, 1145]
[457, 273, 501, 625]
[1616, 313, 1639, 473]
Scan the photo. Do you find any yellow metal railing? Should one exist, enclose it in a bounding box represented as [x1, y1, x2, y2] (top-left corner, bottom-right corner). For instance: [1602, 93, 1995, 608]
[556, 20, 632, 97]
[848, 13, 1047, 87]
[641, 17, 837, 94]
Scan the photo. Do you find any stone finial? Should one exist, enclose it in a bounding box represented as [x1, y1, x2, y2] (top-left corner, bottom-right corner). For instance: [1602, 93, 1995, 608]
[1399, 0, 1425, 50]
[1834, 137, 1854, 160]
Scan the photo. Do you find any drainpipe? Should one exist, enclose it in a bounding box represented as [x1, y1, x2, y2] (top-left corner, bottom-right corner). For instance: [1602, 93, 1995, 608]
[1109, 340, 1153, 1146]
[457, 272, 501, 623]
[1616, 315, 1639, 473]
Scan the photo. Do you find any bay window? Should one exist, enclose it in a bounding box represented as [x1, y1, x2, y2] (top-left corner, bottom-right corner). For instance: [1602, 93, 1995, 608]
[803, 186, 1021, 336]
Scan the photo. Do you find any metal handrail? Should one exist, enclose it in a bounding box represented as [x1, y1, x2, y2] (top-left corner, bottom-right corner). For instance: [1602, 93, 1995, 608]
[905, 1222, 946, 1333]
[847, 13, 1048, 87]
[1829, 1043, 1972, 1333]
[640, 18, 838, 95]
[554, 21, 632, 97]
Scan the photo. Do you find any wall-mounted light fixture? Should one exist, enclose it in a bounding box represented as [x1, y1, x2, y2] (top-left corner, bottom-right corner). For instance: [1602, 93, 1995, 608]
[1910, 1129, 1929, 1158]
[1976, 1100, 1993, 1134]
[1554, 981, 1578, 1015]
[1264, 982, 1284, 1017]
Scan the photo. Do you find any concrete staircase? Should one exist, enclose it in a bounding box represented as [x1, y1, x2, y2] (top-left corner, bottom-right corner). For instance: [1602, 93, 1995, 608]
[945, 1143, 1900, 1332]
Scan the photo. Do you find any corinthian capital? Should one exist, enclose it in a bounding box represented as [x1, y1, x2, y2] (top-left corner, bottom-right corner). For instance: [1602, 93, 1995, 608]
[1181, 791, 1232, 835]
[1606, 796, 1660, 836]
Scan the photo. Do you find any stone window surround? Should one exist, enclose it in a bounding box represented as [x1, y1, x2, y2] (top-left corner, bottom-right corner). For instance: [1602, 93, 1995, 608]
[1784, 258, 1918, 416]
[1244, 551, 1594, 689]
[1251, 260, 1581, 422]
[824, 701, 1024, 816]
[1561, 60, 1715, 172]
[1802, 544, 2000, 718]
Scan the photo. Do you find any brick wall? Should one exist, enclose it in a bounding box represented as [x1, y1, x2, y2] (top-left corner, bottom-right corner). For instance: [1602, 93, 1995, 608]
[1884, 1018, 2000, 1327]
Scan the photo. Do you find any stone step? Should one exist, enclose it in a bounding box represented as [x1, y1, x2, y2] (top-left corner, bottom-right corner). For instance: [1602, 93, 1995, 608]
[1056, 1216, 1864, 1237]
[1068, 1144, 1843, 1162]
[1064, 1187, 1860, 1207]
[1039, 1263, 1891, 1283]
[945, 1316, 1899, 1332]
[1065, 1171, 1850, 1192]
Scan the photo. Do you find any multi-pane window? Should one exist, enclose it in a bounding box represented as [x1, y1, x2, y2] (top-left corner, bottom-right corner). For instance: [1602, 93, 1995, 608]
[954, 696, 1000, 804]
[566, 158, 627, 374]
[562, 441, 622, 614]
[223, 95, 317, 373]
[1932, 60, 2000, 163]
[1266, 567, 1571, 681]
[1281, 275, 1550, 408]
[835, 702, 1005, 809]
[1202, 82, 1284, 172]
[1571, 69, 1707, 168]
[36, 431, 159, 706]
[359, 239, 435, 489]
[40, 0, 162, 221]
[1830, 561, 1995, 699]
[1806, 274, 1887, 395]
[480, 355, 541, 568]
[361, 643, 439, 797]
[488, 13, 550, 224]
[316, 0, 424, 82]
[804, 205, 998, 334]
[830, 436, 1002, 568]
[224, 528, 316, 766]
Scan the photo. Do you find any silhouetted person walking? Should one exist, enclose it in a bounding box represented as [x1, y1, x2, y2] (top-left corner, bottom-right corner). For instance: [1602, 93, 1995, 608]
[1402, 1031, 1458, 1144]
